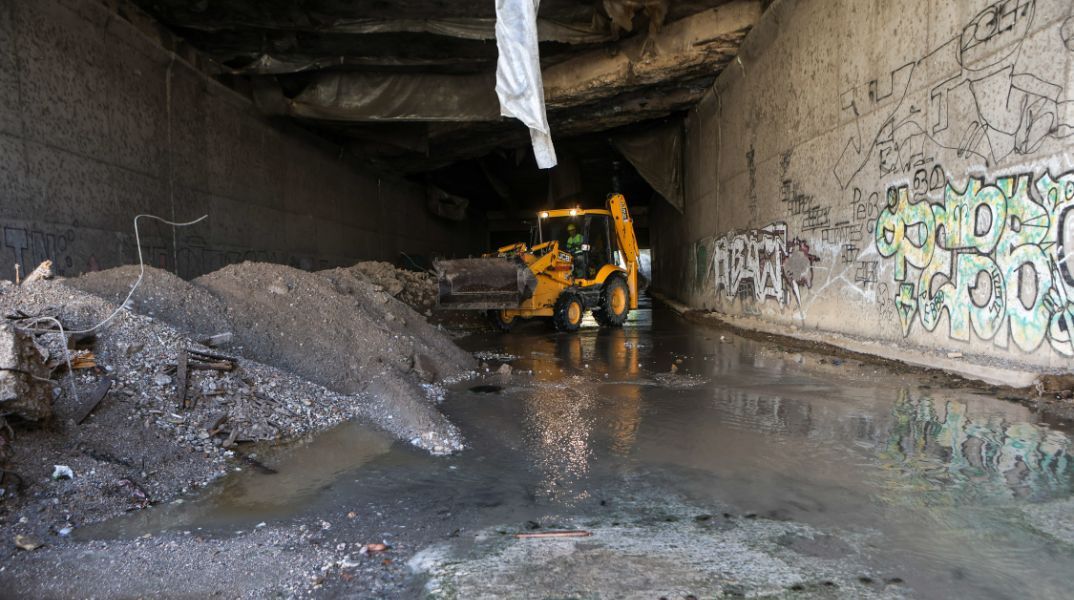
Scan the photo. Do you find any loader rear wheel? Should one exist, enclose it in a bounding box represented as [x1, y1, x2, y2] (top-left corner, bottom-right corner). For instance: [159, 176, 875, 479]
[593, 276, 630, 327]
[487, 310, 518, 332]
[552, 292, 585, 332]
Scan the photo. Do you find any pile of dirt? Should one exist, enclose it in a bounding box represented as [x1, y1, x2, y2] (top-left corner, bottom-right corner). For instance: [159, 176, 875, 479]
[340, 261, 437, 313]
[69, 265, 230, 338]
[0, 260, 477, 545]
[0, 280, 380, 534]
[194, 263, 473, 451]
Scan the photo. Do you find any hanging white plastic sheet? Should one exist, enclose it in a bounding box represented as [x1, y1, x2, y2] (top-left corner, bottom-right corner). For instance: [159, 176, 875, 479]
[495, 0, 558, 169]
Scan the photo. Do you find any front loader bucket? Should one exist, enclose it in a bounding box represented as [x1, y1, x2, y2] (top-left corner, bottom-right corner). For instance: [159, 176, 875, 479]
[435, 257, 537, 310]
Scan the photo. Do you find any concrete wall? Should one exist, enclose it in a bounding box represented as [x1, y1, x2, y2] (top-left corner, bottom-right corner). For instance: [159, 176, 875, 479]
[0, 0, 482, 281]
[654, 0, 1074, 371]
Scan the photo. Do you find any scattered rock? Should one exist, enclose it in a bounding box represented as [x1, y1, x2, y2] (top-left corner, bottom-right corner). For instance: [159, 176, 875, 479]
[51, 465, 74, 480]
[13, 534, 42, 551]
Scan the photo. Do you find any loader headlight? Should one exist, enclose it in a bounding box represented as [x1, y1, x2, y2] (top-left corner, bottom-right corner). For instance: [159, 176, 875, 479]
[569, 209, 578, 216]
[539, 211, 549, 219]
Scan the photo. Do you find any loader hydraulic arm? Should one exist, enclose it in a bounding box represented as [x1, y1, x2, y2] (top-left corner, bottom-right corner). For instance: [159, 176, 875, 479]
[607, 193, 640, 309]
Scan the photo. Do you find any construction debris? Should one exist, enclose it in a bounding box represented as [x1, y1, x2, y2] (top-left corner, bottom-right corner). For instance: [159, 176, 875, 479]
[342, 261, 437, 312]
[71, 376, 113, 424]
[0, 321, 52, 422]
[13, 534, 42, 551]
[21, 260, 53, 286]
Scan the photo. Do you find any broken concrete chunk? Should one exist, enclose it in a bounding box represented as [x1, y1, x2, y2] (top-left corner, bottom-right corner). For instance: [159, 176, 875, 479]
[497, 363, 512, 376]
[13, 534, 42, 551]
[0, 322, 52, 421]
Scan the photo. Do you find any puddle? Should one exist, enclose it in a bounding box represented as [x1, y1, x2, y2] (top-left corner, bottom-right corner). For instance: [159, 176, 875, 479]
[83, 306, 1074, 598]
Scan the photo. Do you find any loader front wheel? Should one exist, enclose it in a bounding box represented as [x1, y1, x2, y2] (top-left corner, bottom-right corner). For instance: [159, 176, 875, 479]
[488, 310, 518, 332]
[553, 292, 585, 333]
[593, 276, 630, 327]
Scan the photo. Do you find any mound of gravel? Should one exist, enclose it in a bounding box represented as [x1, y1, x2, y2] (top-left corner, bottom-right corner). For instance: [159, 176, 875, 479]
[195, 263, 473, 394]
[66, 265, 230, 338]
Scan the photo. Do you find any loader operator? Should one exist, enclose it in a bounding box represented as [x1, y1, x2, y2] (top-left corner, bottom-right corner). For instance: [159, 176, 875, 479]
[566, 222, 586, 278]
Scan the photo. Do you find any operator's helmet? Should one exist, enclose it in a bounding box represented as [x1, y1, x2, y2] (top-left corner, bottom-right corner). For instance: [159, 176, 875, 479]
[567, 223, 577, 233]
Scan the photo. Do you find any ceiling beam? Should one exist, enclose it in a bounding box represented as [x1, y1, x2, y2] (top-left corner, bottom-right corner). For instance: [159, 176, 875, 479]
[284, 1, 758, 124]
[542, 0, 760, 108]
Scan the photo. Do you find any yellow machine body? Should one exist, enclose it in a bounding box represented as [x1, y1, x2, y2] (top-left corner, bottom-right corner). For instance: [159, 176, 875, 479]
[436, 194, 640, 331]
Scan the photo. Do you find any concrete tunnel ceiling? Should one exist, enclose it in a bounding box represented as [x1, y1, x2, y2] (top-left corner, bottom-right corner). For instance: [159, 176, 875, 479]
[125, 0, 764, 186]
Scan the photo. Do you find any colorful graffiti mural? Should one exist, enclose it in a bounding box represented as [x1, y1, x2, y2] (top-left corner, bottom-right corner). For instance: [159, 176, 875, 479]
[712, 223, 818, 306]
[875, 170, 1074, 355]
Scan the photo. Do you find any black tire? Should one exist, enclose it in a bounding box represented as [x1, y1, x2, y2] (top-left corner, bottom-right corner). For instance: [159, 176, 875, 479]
[593, 275, 630, 327]
[552, 291, 585, 332]
[487, 310, 517, 332]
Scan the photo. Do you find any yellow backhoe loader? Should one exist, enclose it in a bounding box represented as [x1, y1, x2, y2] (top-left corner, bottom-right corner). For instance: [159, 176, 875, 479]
[436, 193, 640, 332]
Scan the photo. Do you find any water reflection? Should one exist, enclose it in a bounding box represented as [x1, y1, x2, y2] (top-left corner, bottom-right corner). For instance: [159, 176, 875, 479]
[883, 391, 1073, 502]
[497, 328, 645, 503]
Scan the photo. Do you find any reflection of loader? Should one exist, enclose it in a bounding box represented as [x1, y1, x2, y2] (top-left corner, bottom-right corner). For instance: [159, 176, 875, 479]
[436, 194, 640, 332]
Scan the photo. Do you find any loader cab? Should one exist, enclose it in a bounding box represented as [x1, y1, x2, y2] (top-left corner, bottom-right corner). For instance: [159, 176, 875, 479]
[538, 210, 616, 280]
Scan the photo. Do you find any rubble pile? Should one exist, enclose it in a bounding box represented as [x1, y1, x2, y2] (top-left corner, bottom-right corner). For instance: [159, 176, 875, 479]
[341, 261, 437, 313]
[0, 259, 476, 534]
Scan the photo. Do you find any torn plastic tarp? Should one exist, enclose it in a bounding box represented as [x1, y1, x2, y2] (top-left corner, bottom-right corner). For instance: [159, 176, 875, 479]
[289, 72, 500, 122]
[169, 16, 612, 44]
[235, 53, 489, 75]
[327, 18, 613, 44]
[612, 120, 684, 212]
[495, 0, 557, 169]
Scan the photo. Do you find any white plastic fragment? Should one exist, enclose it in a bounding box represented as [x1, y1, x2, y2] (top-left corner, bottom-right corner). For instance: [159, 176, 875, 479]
[495, 0, 557, 168]
[51, 465, 74, 480]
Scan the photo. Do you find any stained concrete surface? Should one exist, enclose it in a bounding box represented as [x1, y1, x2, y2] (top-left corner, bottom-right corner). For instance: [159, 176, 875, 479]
[0, 0, 484, 282]
[7, 306, 1074, 598]
[652, 0, 1074, 373]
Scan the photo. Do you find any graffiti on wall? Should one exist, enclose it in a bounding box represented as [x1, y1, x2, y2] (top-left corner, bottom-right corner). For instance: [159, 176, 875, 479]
[875, 169, 1074, 355]
[712, 223, 819, 306]
[3, 226, 77, 276]
[835, 0, 1074, 190]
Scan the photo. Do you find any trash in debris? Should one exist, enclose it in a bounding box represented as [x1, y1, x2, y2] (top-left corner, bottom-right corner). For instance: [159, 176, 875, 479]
[515, 530, 592, 539]
[14, 534, 42, 551]
[69, 351, 96, 370]
[71, 376, 113, 425]
[51, 465, 74, 480]
[359, 542, 390, 554]
[118, 478, 151, 510]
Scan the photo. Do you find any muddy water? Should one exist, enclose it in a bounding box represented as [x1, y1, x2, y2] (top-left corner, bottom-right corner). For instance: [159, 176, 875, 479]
[87, 307, 1074, 598]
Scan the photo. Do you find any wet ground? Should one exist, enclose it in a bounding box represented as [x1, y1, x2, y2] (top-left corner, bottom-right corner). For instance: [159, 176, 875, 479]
[14, 305, 1074, 598]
